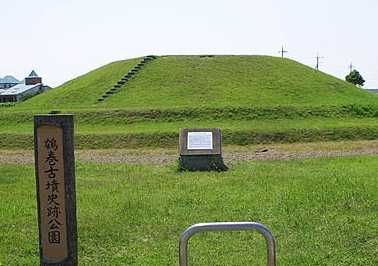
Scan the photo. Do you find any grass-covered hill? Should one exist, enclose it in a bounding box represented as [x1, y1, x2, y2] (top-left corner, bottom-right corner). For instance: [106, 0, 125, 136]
[3, 55, 378, 149]
[18, 58, 139, 109]
[18, 55, 378, 110]
[101, 55, 377, 109]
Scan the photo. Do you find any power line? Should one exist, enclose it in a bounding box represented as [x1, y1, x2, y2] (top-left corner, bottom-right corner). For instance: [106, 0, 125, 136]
[278, 45, 288, 58]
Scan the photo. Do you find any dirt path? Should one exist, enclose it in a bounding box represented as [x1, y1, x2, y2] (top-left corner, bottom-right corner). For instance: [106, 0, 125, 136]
[2, 140, 378, 165]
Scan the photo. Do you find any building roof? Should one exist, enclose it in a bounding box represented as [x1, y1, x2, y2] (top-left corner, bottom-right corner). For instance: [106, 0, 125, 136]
[0, 83, 40, 96]
[366, 89, 378, 93]
[0, 75, 20, 84]
[28, 70, 39, 77]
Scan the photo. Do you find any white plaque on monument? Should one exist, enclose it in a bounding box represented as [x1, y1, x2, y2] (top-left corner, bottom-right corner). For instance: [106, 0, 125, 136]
[187, 132, 213, 150]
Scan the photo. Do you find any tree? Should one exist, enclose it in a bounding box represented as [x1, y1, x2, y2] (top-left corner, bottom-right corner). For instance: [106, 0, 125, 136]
[345, 70, 365, 86]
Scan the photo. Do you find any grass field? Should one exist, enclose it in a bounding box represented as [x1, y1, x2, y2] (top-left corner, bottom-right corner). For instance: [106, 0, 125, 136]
[1, 156, 377, 265]
[4, 117, 378, 149]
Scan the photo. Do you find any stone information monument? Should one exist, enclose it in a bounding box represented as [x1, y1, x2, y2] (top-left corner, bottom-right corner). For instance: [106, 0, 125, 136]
[179, 128, 228, 171]
[34, 115, 78, 266]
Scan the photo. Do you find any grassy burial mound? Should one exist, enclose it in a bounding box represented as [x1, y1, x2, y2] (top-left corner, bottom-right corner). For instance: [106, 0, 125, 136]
[16, 55, 378, 110]
[100, 55, 378, 109]
[3, 55, 378, 148]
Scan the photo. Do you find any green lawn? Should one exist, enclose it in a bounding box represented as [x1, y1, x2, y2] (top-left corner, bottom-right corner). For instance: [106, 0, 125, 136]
[4, 117, 378, 149]
[5, 117, 378, 135]
[1, 156, 377, 265]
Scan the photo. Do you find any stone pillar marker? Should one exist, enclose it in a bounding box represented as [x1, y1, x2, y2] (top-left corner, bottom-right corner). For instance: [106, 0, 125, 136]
[179, 128, 228, 171]
[34, 115, 78, 266]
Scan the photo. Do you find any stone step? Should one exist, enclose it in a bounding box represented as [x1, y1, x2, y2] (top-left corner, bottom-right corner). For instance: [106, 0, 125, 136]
[97, 55, 156, 105]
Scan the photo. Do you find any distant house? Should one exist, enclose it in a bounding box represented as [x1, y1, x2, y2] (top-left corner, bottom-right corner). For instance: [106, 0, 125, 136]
[0, 75, 20, 89]
[0, 71, 51, 103]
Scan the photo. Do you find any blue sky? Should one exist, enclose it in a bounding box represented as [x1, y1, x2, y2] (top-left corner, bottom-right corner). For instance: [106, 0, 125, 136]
[1, 0, 377, 88]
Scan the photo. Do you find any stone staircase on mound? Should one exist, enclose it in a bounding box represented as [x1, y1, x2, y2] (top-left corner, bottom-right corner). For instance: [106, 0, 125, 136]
[97, 55, 158, 102]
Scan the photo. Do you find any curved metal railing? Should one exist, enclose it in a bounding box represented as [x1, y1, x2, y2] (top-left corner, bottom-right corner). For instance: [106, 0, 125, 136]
[179, 222, 276, 266]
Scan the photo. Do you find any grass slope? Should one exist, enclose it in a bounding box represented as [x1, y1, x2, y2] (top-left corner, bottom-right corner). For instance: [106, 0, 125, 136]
[101, 55, 378, 109]
[1, 156, 377, 265]
[15, 55, 378, 111]
[17, 58, 139, 110]
[5, 117, 378, 149]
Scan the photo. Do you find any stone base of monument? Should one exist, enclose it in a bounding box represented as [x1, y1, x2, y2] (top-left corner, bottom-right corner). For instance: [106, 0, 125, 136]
[179, 154, 228, 171]
[178, 128, 228, 172]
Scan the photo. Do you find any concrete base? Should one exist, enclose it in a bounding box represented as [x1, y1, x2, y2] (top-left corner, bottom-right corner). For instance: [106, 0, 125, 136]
[179, 155, 228, 172]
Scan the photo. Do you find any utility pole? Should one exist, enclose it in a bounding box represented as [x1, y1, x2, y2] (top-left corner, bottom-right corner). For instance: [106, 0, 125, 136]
[278, 46, 288, 58]
[315, 53, 324, 71]
[349, 62, 354, 73]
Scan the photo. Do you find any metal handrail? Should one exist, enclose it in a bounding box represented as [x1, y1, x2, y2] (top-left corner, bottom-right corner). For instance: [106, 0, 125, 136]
[179, 222, 276, 266]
